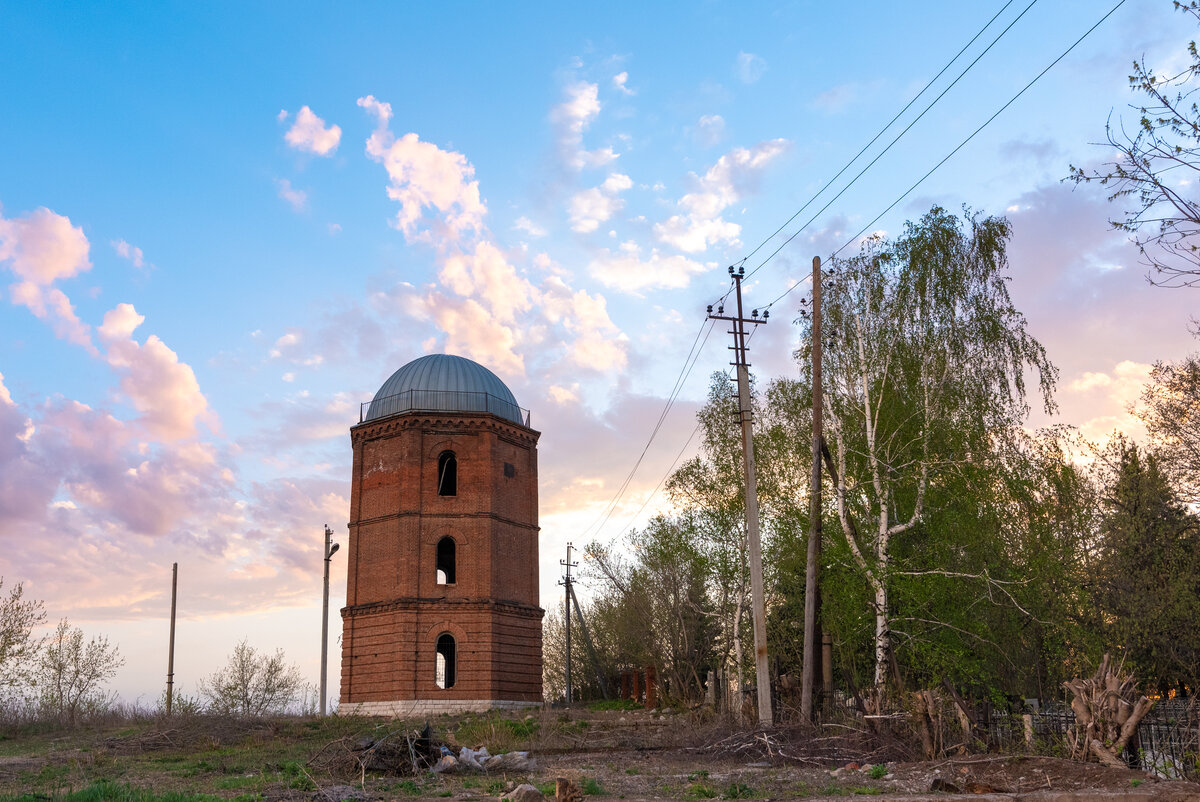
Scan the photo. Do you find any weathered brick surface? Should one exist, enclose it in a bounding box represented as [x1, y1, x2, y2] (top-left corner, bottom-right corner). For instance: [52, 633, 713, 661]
[340, 410, 543, 708]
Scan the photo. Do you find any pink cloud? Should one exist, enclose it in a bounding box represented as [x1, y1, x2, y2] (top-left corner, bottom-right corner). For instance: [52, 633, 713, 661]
[99, 303, 218, 442]
[358, 97, 486, 242]
[0, 206, 95, 350]
[654, 139, 790, 254]
[284, 106, 342, 156]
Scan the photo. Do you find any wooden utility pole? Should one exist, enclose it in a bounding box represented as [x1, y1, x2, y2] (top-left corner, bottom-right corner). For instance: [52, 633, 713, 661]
[707, 266, 772, 727]
[320, 525, 340, 715]
[166, 562, 177, 715]
[801, 256, 823, 722]
[568, 583, 609, 699]
[559, 542, 577, 705]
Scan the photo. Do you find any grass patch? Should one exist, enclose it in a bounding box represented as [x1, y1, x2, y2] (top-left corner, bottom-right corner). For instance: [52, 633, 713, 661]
[585, 699, 643, 712]
[581, 777, 603, 796]
[0, 779, 226, 801]
[684, 782, 716, 798]
[722, 783, 754, 799]
[867, 764, 887, 780]
[454, 712, 539, 752]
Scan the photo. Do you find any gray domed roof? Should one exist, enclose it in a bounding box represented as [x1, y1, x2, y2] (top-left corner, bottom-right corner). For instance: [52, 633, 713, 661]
[364, 354, 526, 425]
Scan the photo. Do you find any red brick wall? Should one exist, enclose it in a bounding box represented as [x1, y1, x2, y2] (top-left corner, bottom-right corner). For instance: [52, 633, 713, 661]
[340, 412, 543, 705]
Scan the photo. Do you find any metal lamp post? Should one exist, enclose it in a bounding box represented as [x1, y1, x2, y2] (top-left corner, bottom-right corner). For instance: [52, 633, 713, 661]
[320, 524, 340, 716]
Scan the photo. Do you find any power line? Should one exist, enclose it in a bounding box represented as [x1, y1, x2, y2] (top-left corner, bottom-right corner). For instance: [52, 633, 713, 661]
[607, 323, 762, 542]
[713, 0, 1035, 308]
[761, 0, 1128, 312]
[577, 317, 716, 542]
[828, 0, 1128, 261]
[740, 0, 1041, 284]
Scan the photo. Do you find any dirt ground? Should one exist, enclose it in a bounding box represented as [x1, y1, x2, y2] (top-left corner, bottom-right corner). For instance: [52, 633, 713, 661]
[0, 707, 1197, 801]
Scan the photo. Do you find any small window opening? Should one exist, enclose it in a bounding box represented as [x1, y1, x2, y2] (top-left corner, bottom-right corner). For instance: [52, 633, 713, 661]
[437, 451, 457, 496]
[436, 537, 456, 585]
[435, 633, 456, 689]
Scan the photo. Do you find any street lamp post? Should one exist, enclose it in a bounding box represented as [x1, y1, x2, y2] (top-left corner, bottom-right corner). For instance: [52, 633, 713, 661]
[320, 524, 340, 716]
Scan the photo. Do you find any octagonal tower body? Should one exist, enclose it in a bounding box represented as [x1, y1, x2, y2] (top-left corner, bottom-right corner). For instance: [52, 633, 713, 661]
[339, 354, 543, 716]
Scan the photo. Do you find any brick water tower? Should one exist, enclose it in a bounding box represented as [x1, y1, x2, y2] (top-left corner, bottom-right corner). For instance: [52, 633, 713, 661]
[338, 354, 543, 716]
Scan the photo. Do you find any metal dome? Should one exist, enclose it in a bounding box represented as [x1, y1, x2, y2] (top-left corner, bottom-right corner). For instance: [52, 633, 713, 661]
[363, 354, 526, 425]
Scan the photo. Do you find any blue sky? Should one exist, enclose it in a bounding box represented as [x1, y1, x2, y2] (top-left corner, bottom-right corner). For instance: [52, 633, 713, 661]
[2, 1, 1197, 705]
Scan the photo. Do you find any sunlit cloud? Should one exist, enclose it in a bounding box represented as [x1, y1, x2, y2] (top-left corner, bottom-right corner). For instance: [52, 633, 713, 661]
[0, 205, 95, 351]
[283, 105, 342, 156]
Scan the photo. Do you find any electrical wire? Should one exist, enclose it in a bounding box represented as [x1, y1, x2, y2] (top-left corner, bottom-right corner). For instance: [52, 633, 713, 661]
[712, 0, 1036, 309]
[607, 325, 761, 542]
[576, 316, 716, 542]
[760, 0, 1129, 312]
[742, 0, 1042, 282]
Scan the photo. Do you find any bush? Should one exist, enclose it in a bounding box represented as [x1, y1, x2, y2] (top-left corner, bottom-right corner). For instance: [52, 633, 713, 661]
[197, 640, 304, 716]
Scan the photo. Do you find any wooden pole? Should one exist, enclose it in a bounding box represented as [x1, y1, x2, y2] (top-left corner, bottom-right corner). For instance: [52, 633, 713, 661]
[708, 270, 772, 727]
[321, 525, 339, 715]
[801, 255, 822, 723]
[734, 271, 772, 728]
[166, 562, 177, 715]
[560, 543, 575, 705]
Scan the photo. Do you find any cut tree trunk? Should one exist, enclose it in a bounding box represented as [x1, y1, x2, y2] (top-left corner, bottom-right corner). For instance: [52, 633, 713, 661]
[1062, 653, 1155, 768]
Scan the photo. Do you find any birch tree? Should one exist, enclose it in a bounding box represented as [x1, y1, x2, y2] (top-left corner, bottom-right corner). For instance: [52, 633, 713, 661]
[806, 206, 1055, 693]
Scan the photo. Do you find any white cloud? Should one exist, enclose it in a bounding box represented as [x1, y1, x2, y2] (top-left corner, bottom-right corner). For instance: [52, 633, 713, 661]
[568, 173, 633, 233]
[514, 216, 547, 238]
[653, 139, 790, 254]
[697, 114, 726, 147]
[275, 178, 308, 211]
[99, 303, 218, 441]
[736, 52, 768, 84]
[587, 241, 710, 294]
[612, 72, 634, 96]
[551, 82, 618, 170]
[539, 275, 628, 371]
[437, 240, 534, 324]
[812, 83, 857, 112]
[548, 384, 580, 404]
[358, 96, 486, 241]
[284, 105, 342, 156]
[111, 239, 145, 268]
[0, 205, 94, 350]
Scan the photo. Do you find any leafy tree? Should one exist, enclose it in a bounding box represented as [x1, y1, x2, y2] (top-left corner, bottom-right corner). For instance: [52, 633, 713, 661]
[1095, 440, 1200, 694]
[805, 206, 1056, 693]
[1067, 1, 1200, 287]
[1135, 344, 1200, 503]
[199, 640, 305, 716]
[36, 619, 124, 724]
[0, 578, 45, 700]
[586, 515, 715, 703]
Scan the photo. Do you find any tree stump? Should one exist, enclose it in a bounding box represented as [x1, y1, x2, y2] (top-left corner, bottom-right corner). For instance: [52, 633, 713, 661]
[1062, 653, 1155, 769]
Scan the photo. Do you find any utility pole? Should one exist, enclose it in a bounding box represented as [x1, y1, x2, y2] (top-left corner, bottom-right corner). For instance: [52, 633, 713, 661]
[707, 265, 772, 728]
[801, 255, 823, 723]
[559, 543, 577, 705]
[320, 524, 340, 716]
[166, 562, 177, 715]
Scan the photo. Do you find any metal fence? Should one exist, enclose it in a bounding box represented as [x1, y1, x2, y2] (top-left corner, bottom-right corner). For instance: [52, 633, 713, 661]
[360, 389, 530, 426]
[990, 699, 1199, 780]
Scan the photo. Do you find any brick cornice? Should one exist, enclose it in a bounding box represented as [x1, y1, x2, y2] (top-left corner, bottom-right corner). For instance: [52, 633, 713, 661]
[342, 596, 545, 620]
[351, 411, 540, 447]
[351, 510, 540, 532]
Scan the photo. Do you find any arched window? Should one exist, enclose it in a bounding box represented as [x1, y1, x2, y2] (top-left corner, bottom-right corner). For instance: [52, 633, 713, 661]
[436, 537, 456, 585]
[435, 633, 456, 689]
[437, 451, 457, 496]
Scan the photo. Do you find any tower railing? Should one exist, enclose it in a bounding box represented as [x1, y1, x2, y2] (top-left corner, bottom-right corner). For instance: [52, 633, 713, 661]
[360, 389, 531, 427]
